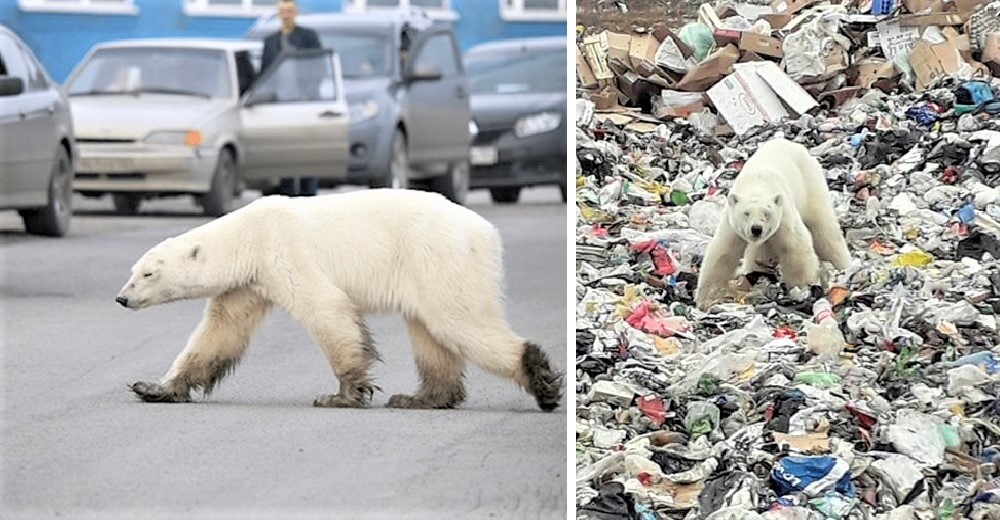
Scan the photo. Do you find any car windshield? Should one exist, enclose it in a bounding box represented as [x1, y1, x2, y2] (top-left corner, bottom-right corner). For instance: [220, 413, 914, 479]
[66, 47, 231, 98]
[465, 48, 565, 95]
[318, 33, 391, 79]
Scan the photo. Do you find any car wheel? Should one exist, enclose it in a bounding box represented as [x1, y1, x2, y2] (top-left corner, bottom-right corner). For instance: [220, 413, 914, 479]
[490, 187, 520, 204]
[201, 148, 238, 217]
[112, 193, 142, 215]
[22, 146, 73, 237]
[372, 129, 409, 190]
[430, 161, 469, 205]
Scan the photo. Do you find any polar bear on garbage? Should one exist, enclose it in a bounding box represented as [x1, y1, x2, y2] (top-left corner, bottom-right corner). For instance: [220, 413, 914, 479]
[694, 138, 852, 310]
[115, 189, 562, 411]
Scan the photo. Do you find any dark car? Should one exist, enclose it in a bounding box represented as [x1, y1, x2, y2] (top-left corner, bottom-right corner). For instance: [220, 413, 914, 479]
[247, 9, 472, 204]
[464, 37, 567, 204]
[0, 24, 75, 236]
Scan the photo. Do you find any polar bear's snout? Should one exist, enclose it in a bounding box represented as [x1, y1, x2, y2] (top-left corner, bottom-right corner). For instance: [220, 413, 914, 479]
[750, 225, 763, 238]
[115, 296, 129, 307]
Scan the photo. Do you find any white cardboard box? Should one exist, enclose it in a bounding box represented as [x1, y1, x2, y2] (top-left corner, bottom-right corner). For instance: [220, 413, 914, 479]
[706, 61, 818, 135]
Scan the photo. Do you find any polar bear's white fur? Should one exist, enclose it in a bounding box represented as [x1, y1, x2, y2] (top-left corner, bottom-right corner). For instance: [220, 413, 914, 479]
[694, 139, 851, 310]
[117, 189, 562, 411]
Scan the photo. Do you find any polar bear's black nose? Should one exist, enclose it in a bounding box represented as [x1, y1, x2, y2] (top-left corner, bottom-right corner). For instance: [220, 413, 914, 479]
[751, 225, 763, 237]
[115, 296, 128, 307]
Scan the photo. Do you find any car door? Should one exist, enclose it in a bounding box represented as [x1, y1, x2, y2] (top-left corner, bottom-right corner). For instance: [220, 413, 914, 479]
[238, 48, 348, 182]
[402, 28, 470, 167]
[0, 31, 57, 207]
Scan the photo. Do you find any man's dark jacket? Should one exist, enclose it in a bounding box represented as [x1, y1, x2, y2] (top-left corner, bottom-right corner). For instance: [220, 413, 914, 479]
[261, 26, 321, 74]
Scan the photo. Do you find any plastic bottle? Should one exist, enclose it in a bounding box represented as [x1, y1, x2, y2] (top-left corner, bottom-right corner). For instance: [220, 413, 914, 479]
[807, 298, 846, 362]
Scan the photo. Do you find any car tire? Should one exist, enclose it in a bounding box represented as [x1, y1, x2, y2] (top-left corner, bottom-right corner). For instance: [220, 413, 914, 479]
[202, 148, 238, 217]
[490, 187, 520, 204]
[430, 161, 469, 205]
[112, 193, 142, 215]
[372, 129, 409, 190]
[22, 146, 73, 237]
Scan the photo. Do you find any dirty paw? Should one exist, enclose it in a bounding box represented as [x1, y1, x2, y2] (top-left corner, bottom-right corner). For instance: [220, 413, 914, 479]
[386, 394, 437, 409]
[130, 381, 190, 403]
[313, 393, 368, 408]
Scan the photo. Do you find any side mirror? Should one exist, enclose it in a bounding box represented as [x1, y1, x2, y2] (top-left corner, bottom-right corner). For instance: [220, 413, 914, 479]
[408, 64, 443, 82]
[244, 89, 277, 106]
[0, 76, 25, 97]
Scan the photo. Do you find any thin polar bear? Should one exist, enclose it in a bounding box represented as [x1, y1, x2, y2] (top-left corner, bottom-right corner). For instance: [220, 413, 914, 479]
[694, 138, 852, 310]
[116, 189, 563, 411]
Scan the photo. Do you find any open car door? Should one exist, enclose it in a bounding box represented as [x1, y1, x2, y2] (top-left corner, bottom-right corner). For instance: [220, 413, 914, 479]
[238, 48, 348, 182]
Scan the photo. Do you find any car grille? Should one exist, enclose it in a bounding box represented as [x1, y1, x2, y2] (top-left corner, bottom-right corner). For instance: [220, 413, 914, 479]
[473, 129, 505, 145]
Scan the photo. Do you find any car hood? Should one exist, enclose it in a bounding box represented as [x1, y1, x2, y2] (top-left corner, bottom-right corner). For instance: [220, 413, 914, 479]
[69, 96, 230, 140]
[469, 93, 565, 130]
[343, 77, 393, 104]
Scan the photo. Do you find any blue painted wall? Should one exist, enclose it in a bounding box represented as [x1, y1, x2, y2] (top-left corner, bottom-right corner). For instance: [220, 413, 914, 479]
[0, 0, 564, 82]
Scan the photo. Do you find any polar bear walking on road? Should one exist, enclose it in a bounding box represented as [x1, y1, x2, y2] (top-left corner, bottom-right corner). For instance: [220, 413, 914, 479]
[694, 139, 852, 310]
[116, 189, 562, 411]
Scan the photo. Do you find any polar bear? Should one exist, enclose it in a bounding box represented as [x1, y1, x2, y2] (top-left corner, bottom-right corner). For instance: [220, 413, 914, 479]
[116, 189, 562, 411]
[694, 139, 851, 310]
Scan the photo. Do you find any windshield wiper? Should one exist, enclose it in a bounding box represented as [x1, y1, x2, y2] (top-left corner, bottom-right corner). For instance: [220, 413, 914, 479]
[131, 87, 211, 99]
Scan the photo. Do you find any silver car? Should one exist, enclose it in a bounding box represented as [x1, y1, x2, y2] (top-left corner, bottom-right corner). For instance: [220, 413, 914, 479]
[65, 39, 349, 216]
[0, 24, 75, 237]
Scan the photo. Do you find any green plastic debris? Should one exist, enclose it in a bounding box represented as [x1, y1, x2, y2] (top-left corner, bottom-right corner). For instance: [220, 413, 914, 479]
[678, 23, 713, 62]
[669, 189, 688, 206]
[794, 371, 842, 389]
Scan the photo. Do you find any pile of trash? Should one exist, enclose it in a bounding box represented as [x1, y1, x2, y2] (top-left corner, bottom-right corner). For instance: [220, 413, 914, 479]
[576, 0, 1000, 135]
[575, 71, 1000, 517]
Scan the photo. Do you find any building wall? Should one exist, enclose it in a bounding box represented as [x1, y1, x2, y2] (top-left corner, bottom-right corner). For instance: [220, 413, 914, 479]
[0, 0, 564, 83]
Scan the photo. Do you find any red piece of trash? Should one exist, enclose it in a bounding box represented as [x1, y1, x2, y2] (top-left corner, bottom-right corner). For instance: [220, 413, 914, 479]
[636, 395, 666, 427]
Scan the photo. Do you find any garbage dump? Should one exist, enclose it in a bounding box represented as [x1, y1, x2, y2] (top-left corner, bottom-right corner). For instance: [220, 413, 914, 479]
[575, 2, 1000, 517]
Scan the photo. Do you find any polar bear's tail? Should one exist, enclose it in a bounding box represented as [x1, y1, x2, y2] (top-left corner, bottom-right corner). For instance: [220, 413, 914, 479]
[521, 342, 563, 412]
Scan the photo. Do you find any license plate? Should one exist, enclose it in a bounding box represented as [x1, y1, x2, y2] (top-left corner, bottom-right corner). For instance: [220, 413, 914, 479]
[78, 157, 135, 172]
[470, 146, 498, 166]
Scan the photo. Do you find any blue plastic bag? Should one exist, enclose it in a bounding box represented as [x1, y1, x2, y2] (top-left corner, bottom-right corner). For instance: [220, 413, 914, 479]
[771, 456, 856, 498]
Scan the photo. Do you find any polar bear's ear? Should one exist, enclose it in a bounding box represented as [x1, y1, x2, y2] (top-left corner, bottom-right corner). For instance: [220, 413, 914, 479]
[773, 194, 782, 206]
[188, 244, 201, 261]
[728, 193, 739, 206]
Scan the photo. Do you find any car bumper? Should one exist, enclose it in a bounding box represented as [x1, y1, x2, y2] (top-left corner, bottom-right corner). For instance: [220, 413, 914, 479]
[73, 143, 217, 194]
[469, 127, 566, 189]
[344, 117, 391, 184]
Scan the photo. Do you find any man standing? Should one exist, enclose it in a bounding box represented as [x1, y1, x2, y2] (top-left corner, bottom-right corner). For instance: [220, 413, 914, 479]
[261, 0, 322, 197]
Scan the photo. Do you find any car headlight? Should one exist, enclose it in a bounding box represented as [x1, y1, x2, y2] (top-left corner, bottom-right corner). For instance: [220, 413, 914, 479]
[145, 130, 202, 147]
[514, 111, 561, 138]
[469, 119, 479, 137]
[349, 100, 379, 122]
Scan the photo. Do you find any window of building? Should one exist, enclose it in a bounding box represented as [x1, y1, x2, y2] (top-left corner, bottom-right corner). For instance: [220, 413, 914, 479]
[499, 0, 565, 21]
[343, 0, 456, 20]
[183, 0, 275, 17]
[18, 0, 138, 15]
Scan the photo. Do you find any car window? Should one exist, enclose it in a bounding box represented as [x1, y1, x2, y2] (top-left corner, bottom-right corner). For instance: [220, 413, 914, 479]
[413, 33, 458, 77]
[234, 50, 256, 96]
[466, 48, 565, 95]
[66, 47, 231, 98]
[0, 32, 30, 86]
[18, 41, 49, 91]
[318, 33, 391, 79]
[250, 50, 338, 102]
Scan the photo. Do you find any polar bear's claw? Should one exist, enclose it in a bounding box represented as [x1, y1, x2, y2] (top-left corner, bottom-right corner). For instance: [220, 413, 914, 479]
[130, 381, 191, 403]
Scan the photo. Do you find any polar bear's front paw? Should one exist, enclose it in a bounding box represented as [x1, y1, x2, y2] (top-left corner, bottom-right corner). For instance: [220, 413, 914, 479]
[387, 394, 435, 409]
[130, 381, 191, 403]
[313, 393, 369, 408]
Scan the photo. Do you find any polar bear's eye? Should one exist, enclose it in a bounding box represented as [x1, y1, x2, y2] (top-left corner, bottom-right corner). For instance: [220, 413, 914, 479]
[763, 211, 772, 219]
[143, 272, 153, 278]
[743, 211, 750, 217]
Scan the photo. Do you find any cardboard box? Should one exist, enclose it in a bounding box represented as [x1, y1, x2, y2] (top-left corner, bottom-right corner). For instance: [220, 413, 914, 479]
[875, 20, 921, 61]
[909, 39, 962, 91]
[655, 32, 697, 73]
[898, 12, 970, 27]
[628, 33, 660, 71]
[675, 44, 740, 92]
[983, 33, 1000, 76]
[854, 59, 898, 87]
[576, 46, 598, 89]
[588, 88, 619, 110]
[740, 31, 784, 58]
[759, 13, 793, 29]
[954, 0, 987, 11]
[607, 32, 632, 67]
[713, 28, 743, 47]
[698, 2, 724, 28]
[582, 33, 615, 85]
[706, 61, 818, 135]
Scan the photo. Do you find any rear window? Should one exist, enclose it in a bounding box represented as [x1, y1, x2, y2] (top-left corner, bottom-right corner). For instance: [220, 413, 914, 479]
[317, 33, 392, 79]
[67, 47, 231, 98]
[465, 47, 565, 95]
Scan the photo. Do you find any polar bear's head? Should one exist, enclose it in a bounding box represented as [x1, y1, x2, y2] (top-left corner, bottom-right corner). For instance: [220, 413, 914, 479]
[727, 192, 783, 244]
[115, 237, 208, 310]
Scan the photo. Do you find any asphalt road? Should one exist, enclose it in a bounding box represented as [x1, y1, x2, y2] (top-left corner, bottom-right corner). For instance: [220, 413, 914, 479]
[0, 187, 568, 520]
